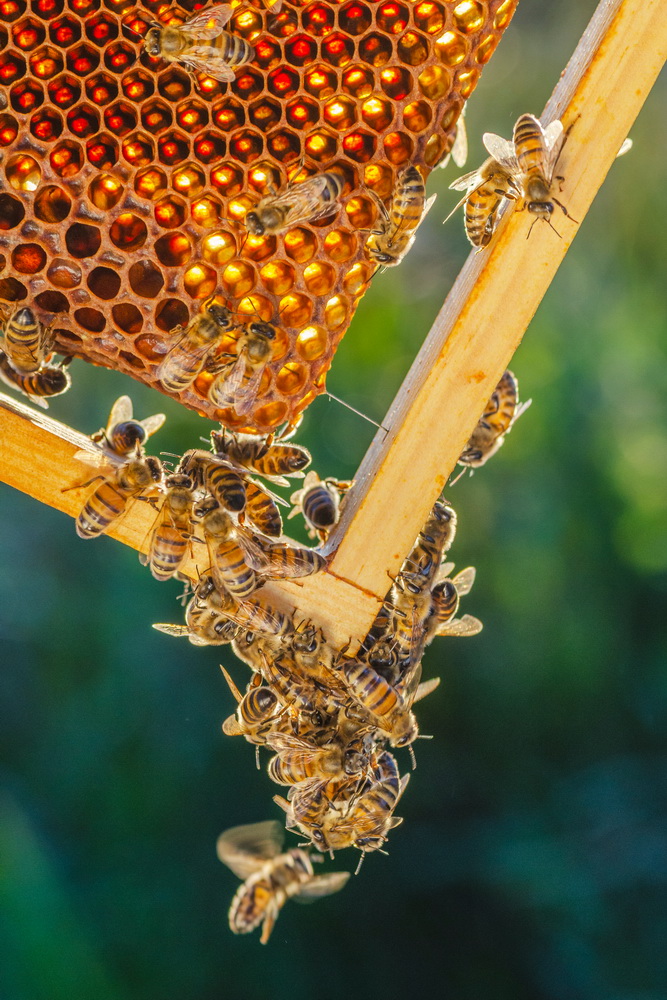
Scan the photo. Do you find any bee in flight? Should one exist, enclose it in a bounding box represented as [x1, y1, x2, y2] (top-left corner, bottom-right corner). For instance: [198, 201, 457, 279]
[244, 170, 345, 236]
[217, 820, 350, 944]
[143, 5, 253, 83]
[91, 395, 165, 460]
[365, 165, 436, 267]
[288, 471, 353, 542]
[0, 351, 71, 408]
[156, 301, 237, 394]
[208, 320, 277, 416]
[455, 369, 531, 475]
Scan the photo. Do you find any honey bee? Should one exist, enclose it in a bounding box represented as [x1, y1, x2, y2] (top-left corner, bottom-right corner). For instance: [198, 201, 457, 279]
[447, 156, 521, 247]
[365, 166, 436, 267]
[267, 731, 370, 786]
[289, 472, 353, 542]
[457, 369, 532, 472]
[0, 351, 71, 408]
[179, 449, 247, 513]
[1, 305, 51, 375]
[244, 170, 345, 236]
[153, 609, 242, 646]
[208, 321, 277, 416]
[340, 656, 422, 748]
[244, 532, 327, 582]
[324, 752, 409, 860]
[242, 479, 283, 538]
[260, 647, 344, 719]
[143, 5, 253, 84]
[211, 429, 311, 484]
[217, 820, 350, 944]
[73, 449, 162, 539]
[221, 667, 284, 749]
[145, 473, 196, 581]
[197, 497, 259, 598]
[156, 302, 236, 394]
[92, 395, 165, 460]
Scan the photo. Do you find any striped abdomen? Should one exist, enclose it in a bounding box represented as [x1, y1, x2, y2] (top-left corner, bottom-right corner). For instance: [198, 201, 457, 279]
[3, 307, 43, 374]
[205, 464, 246, 513]
[76, 480, 131, 538]
[513, 114, 548, 178]
[210, 537, 257, 598]
[244, 481, 282, 537]
[344, 660, 398, 718]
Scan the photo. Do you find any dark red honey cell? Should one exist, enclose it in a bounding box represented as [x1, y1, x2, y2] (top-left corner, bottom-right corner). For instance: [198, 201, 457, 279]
[35, 290, 69, 313]
[285, 34, 317, 67]
[113, 304, 142, 335]
[11, 243, 47, 274]
[0, 0, 27, 24]
[321, 32, 354, 67]
[34, 184, 71, 221]
[141, 99, 173, 134]
[30, 106, 63, 141]
[30, 46, 64, 78]
[359, 32, 393, 66]
[342, 129, 375, 162]
[10, 79, 44, 113]
[212, 98, 245, 131]
[338, 1, 372, 35]
[252, 37, 281, 70]
[379, 65, 412, 99]
[85, 12, 118, 45]
[32, 0, 64, 17]
[65, 222, 101, 258]
[0, 51, 27, 86]
[155, 297, 189, 331]
[286, 97, 319, 130]
[66, 42, 100, 75]
[176, 100, 208, 133]
[87, 265, 121, 299]
[68, 0, 100, 14]
[0, 277, 28, 301]
[304, 65, 338, 99]
[109, 212, 147, 250]
[0, 113, 19, 146]
[301, 3, 334, 36]
[47, 73, 80, 108]
[376, 1, 409, 33]
[50, 138, 83, 177]
[268, 7, 298, 39]
[85, 71, 118, 104]
[154, 194, 187, 229]
[231, 69, 264, 103]
[122, 69, 154, 102]
[48, 13, 80, 46]
[12, 17, 46, 49]
[267, 65, 299, 99]
[229, 128, 263, 164]
[74, 307, 105, 333]
[86, 133, 118, 168]
[66, 103, 99, 137]
[249, 97, 281, 132]
[193, 130, 225, 164]
[121, 132, 154, 167]
[158, 131, 190, 166]
[104, 40, 134, 73]
[104, 100, 136, 136]
[157, 67, 191, 102]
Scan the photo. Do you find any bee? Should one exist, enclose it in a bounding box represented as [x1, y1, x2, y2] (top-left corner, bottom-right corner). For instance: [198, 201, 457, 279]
[260, 647, 344, 719]
[340, 656, 422, 748]
[324, 752, 409, 860]
[457, 369, 532, 472]
[242, 479, 283, 538]
[267, 731, 370, 786]
[244, 532, 327, 582]
[288, 472, 353, 542]
[179, 449, 247, 513]
[143, 5, 253, 84]
[1, 305, 51, 375]
[427, 564, 483, 640]
[208, 321, 277, 416]
[447, 156, 520, 247]
[0, 351, 71, 408]
[73, 449, 162, 539]
[245, 169, 344, 237]
[156, 302, 236, 394]
[92, 395, 165, 460]
[217, 821, 350, 944]
[365, 166, 436, 267]
[211, 429, 311, 484]
[220, 667, 284, 752]
[145, 473, 196, 581]
[196, 497, 259, 599]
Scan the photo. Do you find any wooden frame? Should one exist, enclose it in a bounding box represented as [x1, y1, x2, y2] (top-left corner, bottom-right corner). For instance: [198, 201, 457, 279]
[1, 0, 665, 649]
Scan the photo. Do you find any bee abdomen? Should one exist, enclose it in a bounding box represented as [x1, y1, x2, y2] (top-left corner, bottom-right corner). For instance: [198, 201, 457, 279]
[149, 527, 188, 580]
[303, 486, 337, 531]
[76, 483, 127, 538]
[206, 466, 246, 513]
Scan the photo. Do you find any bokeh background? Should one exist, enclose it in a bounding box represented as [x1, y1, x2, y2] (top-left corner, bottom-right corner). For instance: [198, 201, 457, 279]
[1, 1, 666, 997]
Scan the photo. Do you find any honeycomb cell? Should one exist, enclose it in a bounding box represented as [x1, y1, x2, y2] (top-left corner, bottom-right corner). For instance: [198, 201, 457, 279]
[0, 193, 26, 230]
[267, 66, 299, 99]
[134, 333, 164, 361]
[249, 96, 282, 132]
[321, 32, 353, 68]
[243, 234, 277, 264]
[262, 6, 295, 39]
[267, 126, 300, 163]
[211, 163, 244, 197]
[424, 131, 446, 165]
[66, 103, 99, 137]
[11, 243, 47, 274]
[403, 99, 432, 132]
[343, 260, 374, 294]
[302, 262, 334, 297]
[295, 324, 327, 361]
[376, 1, 408, 34]
[0, 50, 27, 86]
[133, 165, 167, 200]
[104, 39, 133, 73]
[128, 260, 163, 299]
[112, 303, 142, 334]
[304, 64, 337, 100]
[379, 65, 411, 100]
[10, 78, 45, 112]
[435, 29, 468, 65]
[33, 0, 65, 17]
[103, 100, 135, 135]
[30, 106, 63, 140]
[47, 257, 81, 288]
[275, 361, 307, 396]
[286, 96, 319, 130]
[0, 277, 28, 301]
[283, 226, 317, 263]
[234, 294, 274, 323]
[48, 13, 79, 46]
[361, 95, 393, 132]
[13, 16, 46, 48]
[87, 173, 123, 209]
[252, 401, 288, 429]
[323, 95, 356, 130]
[109, 212, 147, 250]
[342, 129, 375, 163]
[359, 32, 392, 67]
[87, 264, 121, 299]
[158, 131, 189, 166]
[285, 33, 317, 67]
[66, 41, 99, 74]
[278, 292, 312, 329]
[68, 0, 98, 14]
[397, 30, 428, 65]
[213, 97, 245, 131]
[200, 231, 237, 268]
[140, 98, 172, 135]
[227, 193, 254, 226]
[155, 232, 192, 267]
[252, 36, 281, 71]
[5, 152, 41, 191]
[86, 130, 117, 167]
[65, 222, 101, 257]
[364, 160, 393, 198]
[154, 194, 187, 229]
[34, 290, 69, 312]
[494, 0, 514, 29]
[0, 0, 25, 22]
[222, 260, 257, 298]
[84, 71, 117, 103]
[246, 162, 279, 195]
[74, 306, 105, 332]
[29, 45, 62, 77]
[34, 183, 71, 221]
[453, 0, 486, 33]
[456, 66, 479, 98]
[383, 129, 413, 165]
[324, 293, 349, 329]
[193, 130, 225, 164]
[340, 64, 372, 100]
[302, 3, 334, 36]
[176, 99, 208, 133]
[230, 128, 263, 164]
[304, 128, 338, 162]
[0, 113, 19, 146]
[417, 63, 450, 100]
[156, 66, 191, 102]
[84, 10, 116, 44]
[232, 69, 265, 103]
[323, 228, 356, 262]
[155, 298, 189, 332]
[172, 162, 205, 198]
[191, 195, 223, 228]
[184, 263, 217, 300]
[475, 32, 497, 64]
[345, 194, 375, 229]
[440, 102, 462, 134]
[230, 5, 262, 40]
[122, 67, 153, 101]
[259, 260, 295, 296]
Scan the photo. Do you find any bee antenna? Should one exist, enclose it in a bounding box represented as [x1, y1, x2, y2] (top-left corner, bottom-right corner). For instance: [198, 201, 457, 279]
[323, 391, 388, 435]
[160, 451, 182, 459]
[448, 464, 468, 487]
[416, 733, 433, 740]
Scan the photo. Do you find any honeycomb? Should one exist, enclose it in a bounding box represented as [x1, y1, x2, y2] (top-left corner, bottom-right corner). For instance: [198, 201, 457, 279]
[0, 0, 517, 432]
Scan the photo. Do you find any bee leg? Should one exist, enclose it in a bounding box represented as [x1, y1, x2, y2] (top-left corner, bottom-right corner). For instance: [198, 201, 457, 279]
[61, 474, 105, 493]
[553, 198, 578, 224]
[255, 745, 260, 769]
[259, 907, 277, 945]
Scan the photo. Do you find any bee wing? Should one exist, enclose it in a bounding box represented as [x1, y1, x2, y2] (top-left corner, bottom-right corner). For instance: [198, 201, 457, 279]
[138, 413, 167, 438]
[182, 5, 233, 36]
[72, 448, 117, 471]
[482, 132, 520, 172]
[543, 119, 565, 177]
[236, 530, 271, 572]
[180, 51, 236, 83]
[448, 166, 484, 192]
[216, 820, 285, 878]
[220, 664, 243, 704]
[211, 354, 247, 406]
[222, 714, 244, 736]
[413, 676, 441, 704]
[152, 622, 192, 637]
[450, 114, 468, 168]
[437, 614, 483, 637]
[452, 566, 476, 596]
[396, 660, 423, 707]
[267, 732, 316, 755]
[295, 872, 351, 901]
[421, 193, 437, 223]
[512, 398, 533, 425]
[107, 395, 133, 429]
[439, 560, 455, 579]
[232, 364, 265, 416]
[281, 175, 339, 228]
[616, 137, 633, 158]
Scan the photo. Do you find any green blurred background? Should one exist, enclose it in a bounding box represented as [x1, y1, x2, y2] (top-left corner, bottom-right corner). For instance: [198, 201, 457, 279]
[1, 2, 666, 997]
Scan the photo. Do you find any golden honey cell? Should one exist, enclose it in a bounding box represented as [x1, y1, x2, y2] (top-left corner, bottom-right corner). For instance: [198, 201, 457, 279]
[0, 0, 517, 432]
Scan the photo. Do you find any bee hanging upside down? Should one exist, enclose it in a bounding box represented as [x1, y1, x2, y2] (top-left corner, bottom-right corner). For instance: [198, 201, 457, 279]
[365, 165, 436, 267]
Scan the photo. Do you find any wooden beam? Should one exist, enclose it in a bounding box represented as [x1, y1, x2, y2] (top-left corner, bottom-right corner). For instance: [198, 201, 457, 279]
[1, 0, 664, 649]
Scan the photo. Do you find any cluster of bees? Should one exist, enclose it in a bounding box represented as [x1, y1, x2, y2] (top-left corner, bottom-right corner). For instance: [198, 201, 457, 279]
[0, 306, 71, 408]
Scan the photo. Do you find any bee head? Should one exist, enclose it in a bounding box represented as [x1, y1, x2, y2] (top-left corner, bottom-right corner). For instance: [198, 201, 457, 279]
[207, 303, 235, 330]
[371, 250, 394, 265]
[11, 306, 36, 328]
[244, 211, 264, 236]
[143, 25, 163, 56]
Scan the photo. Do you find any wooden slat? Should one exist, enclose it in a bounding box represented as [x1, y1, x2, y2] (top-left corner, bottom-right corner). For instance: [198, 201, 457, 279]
[1, 0, 665, 648]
